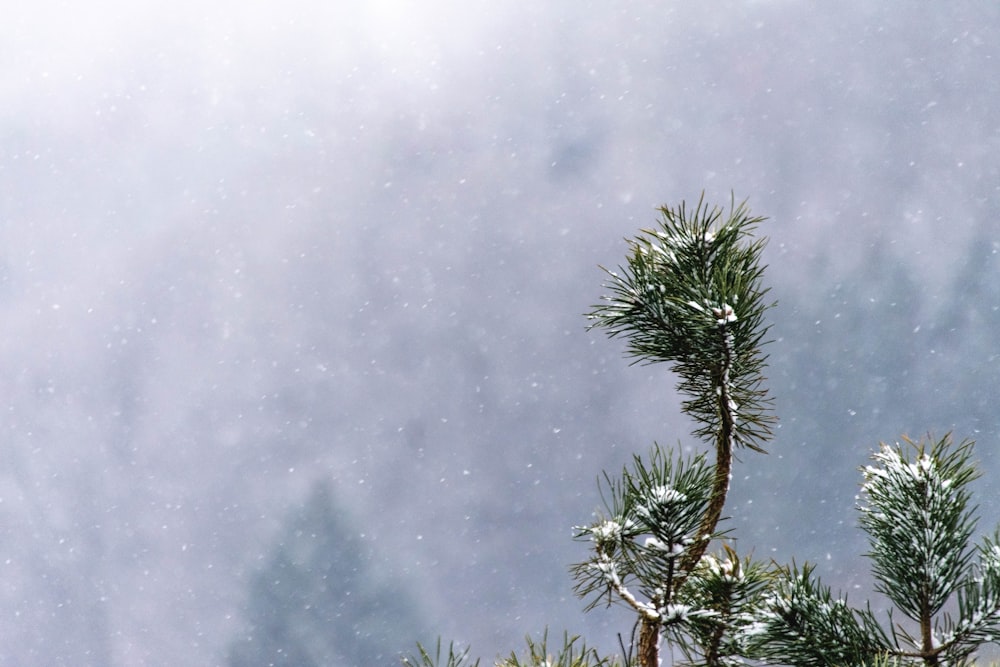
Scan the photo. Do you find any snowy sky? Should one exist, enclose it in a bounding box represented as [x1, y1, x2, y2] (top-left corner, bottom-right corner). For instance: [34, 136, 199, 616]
[2, 2, 999, 665]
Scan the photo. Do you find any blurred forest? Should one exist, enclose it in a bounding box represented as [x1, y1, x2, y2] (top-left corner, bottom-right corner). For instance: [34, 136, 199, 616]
[1, 1, 999, 665]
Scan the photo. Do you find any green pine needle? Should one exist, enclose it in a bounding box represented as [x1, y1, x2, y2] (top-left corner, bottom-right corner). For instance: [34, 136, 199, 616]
[587, 194, 775, 452]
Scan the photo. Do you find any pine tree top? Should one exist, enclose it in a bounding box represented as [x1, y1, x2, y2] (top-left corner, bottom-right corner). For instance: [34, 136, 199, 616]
[587, 194, 775, 451]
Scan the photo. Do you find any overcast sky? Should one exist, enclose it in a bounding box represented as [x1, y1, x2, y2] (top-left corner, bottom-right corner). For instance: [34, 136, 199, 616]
[2, 3, 1000, 665]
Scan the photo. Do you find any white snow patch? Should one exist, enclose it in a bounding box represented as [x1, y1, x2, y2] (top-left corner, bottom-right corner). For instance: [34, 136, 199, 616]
[712, 303, 737, 324]
[590, 519, 623, 543]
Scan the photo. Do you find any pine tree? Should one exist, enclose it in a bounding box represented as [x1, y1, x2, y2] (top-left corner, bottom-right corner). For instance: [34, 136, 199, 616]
[406, 195, 1000, 667]
[230, 481, 427, 667]
[573, 195, 776, 667]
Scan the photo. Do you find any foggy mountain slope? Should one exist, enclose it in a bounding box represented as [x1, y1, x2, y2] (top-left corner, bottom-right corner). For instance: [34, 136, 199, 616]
[1, 2, 999, 664]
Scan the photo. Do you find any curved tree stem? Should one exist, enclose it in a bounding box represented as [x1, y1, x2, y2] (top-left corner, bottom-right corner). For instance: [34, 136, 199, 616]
[682, 326, 736, 574]
[638, 617, 661, 667]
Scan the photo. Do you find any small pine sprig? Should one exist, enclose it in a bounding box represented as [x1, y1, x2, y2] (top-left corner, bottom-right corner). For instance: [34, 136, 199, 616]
[945, 531, 1000, 664]
[751, 435, 1000, 667]
[497, 631, 622, 667]
[860, 435, 979, 628]
[859, 434, 1000, 664]
[571, 445, 715, 618]
[586, 194, 775, 453]
[402, 632, 621, 667]
[401, 639, 479, 667]
[671, 544, 775, 667]
[746, 562, 892, 667]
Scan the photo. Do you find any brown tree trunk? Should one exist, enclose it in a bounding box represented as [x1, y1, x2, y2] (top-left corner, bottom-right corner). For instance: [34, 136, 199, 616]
[638, 616, 661, 667]
[681, 326, 735, 574]
[921, 596, 938, 666]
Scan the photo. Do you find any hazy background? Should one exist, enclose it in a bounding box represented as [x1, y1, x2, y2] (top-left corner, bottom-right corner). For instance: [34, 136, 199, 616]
[2, 1, 999, 665]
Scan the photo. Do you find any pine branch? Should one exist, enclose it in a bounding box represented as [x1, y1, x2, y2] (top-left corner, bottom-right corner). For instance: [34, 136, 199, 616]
[587, 195, 775, 453]
[945, 532, 1000, 659]
[414, 196, 1000, 667]
[748, 563, 892, 667]
[751, 435, 1000, 667]
[859, 435, 979, 627]
[583, 196, 775, 667]
[672, 545, 775, 667]
[572, 446, 714, 615]
[498, 631, 622, 667]
[401, 639, 480, 667]
[587, 197, 774, 559]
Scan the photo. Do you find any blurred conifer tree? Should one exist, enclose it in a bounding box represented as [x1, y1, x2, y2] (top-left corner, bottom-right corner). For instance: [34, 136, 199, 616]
[229, 481, 425, 667]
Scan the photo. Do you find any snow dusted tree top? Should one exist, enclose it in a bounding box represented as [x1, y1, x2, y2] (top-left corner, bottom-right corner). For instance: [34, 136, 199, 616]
[579, 196, 777, 667]
[587, 194, 775, 453]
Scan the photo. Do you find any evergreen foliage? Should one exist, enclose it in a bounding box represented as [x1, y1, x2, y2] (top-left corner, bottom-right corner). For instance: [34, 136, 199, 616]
[750, 434, 1000, 667]
[747, 562, 892, 667]
[402, 639, 481, 667]
[575, 196, 776, 666]
[673, 545, 773, 666]
[496, 631, 620, 667]
[406, 196, 1000, 667]
[586, 195, 775, 453]
[571, 447, 715, 614]
[402, 632, 618, 667]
